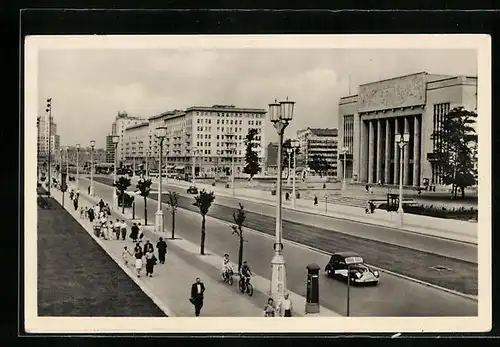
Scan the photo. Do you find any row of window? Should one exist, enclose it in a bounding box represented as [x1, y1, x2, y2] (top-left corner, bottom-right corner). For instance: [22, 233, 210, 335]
[195, 111, 265, 119]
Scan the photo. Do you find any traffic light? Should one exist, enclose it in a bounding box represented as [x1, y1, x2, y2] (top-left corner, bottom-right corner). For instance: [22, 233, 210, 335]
[46, 98, 51, 113]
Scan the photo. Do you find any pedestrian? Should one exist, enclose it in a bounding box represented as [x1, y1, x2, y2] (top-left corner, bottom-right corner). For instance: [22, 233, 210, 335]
[69, 190, 74, 201]
[99, 199, 105, 211]
[108, 221, 115, 240]
[190, 277, 206, 317]
[101, 220, 108, 239]
[79, 206, 85, 219]
[88, 207, 95, 222]
[314, 196, 318, 207]
[73, 196, 79, 211]
[138, 223, 144, 241]
[88, 185, 91, 195]
[133, 243, 143, 277]
[365, 201, 371, 214]
[120, 219, 127, 240]
[280, 293, 293, 317]
[285, 192, 290, 201]
[264, 298, 276, 317]
[76, 188, 80, 200]
[145, 248, 157, 277]
[105, 203, 111, 216]
[156, 237, 167, 264]
[369, 201, 376, 214]
[114, 219, 121, 240]
[130, 222, 139, 242]
[122, 246, 132, 266]
[143, 240, 154, 254]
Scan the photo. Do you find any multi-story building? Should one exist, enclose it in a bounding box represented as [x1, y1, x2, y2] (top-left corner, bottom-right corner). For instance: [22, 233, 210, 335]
[37, 114, 59, 162]
[110, 111, 146, 167]
[296, 127, 338, 177]
[123, 121, 150, 168]
[105, 135, 116, 164]
[338, 72, 478, 187]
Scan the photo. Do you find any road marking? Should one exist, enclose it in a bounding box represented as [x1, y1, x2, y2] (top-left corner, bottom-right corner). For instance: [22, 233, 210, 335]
[89, 178, 479, 302]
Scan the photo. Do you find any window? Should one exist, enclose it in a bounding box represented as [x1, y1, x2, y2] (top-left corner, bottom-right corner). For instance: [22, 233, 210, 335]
[432, 102, 451, 184]
[208, 119, 211, 124]
[216, 135, 219, 139]
[222, 120, 225, 124]
[217, 127, 219, 131]
[230, 120, 233, 125]
[239, 135, 242, 140]
[222, 127, 224, 132]
[217, 119, 220, 124]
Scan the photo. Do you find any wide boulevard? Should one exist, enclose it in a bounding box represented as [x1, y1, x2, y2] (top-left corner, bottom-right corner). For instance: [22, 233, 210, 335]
[87, 176, 478, 316]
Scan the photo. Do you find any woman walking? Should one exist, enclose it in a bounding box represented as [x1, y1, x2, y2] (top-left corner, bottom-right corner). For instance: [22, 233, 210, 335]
[145, 249, 157, 277]
[134, 243, 143, 277]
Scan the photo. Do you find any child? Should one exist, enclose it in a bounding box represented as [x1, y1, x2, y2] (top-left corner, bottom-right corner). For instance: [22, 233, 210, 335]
[79, 206, 85, 219]
[122, 246, 132, 266]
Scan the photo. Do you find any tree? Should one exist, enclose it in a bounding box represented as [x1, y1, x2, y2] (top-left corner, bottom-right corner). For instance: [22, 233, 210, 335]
[282, 139, 291, 178]
[308, 154, 332, 177]
[193, 189, 216, 255]
[114, 176, 131, 214]
[136, 178, 152, 224]
[243, 128, 261, 180]
[231, 203, 247, 272]
[432, 107, 478, 198]
[166, 191, 179, 239]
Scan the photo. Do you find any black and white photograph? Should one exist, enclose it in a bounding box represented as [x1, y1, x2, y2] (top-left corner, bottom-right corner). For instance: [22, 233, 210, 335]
[25, 34, 491, 333]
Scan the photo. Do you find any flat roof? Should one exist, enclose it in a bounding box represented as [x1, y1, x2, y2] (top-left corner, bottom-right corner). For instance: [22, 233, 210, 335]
[125, 121, 149, 131]
[186, 105, 266, 113]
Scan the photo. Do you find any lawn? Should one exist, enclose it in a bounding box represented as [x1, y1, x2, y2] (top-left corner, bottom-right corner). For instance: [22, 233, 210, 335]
[37, 197, 166, 316]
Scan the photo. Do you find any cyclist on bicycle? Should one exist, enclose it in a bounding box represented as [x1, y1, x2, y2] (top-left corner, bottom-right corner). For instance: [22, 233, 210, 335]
[240, 261, 252, 285]
[221, 253, 233, 280]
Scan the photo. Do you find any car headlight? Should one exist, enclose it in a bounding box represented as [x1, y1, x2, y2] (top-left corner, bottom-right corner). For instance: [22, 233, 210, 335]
[355, 272, 361, 278]
[373, 271, 379, 277]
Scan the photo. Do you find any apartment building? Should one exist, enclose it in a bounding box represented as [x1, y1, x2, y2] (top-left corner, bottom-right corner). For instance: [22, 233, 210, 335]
[296, 127, 338, 177]
[110, 111, 146, 167]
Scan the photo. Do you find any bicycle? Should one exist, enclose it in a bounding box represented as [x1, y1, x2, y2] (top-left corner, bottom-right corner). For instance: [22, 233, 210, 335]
[239, 276, 254, 296]
[221, 269, 234, 285]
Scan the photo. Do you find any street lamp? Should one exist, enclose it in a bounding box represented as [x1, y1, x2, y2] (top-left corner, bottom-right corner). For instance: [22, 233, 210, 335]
[290, 139, 300, 208]
[192, 147, 197, 185]
[155, 126, 168, 234]
[112, 135, 120, 209]
[395, 132, 410, 228]
[76, 144, 80, 189]
[90, 140, 95, 196]
[65, 147, 69, 188]
[268, 97, 295, 304]
[341, 146, 349, 192]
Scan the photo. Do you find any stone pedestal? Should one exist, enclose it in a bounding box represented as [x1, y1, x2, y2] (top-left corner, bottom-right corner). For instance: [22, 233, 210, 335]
[270, 253, 287, 304]
[155, 210, 164, 234]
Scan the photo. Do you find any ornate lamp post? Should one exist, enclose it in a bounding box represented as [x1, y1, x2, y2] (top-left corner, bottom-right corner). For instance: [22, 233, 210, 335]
[112, 135, 120, 209]
[341, 146, 349, 192]
[155, 126, 168, 234]
[290, 139, 300, 208]
[191, 147, 197, 184]
[90, 140, 95, 196]
[268, 97, 295, 305]
[65, 147, 69, 187]
[45, 98, 52, 196]
[395, 132, 410, 228]
[76, 144, 80, 189]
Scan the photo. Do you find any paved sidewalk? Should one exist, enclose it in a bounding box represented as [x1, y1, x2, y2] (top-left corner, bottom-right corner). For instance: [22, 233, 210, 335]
[132, 176, 477, 244]
[60, 182, 340, 317]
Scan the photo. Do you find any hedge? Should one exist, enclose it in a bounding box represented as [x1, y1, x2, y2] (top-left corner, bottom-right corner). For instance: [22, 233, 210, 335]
[378, 203, 477, 221]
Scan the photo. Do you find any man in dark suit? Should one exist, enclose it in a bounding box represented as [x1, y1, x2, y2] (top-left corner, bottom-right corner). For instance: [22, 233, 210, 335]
[190, 277, 206, 317]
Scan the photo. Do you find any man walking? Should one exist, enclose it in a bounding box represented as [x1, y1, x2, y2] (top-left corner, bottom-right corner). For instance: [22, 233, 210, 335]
[156, 237, 167, 264]
[130, 222, 139, 242]
[143, 240, 154, 254]
[190, 277, 205, 317]
[280, 293, 293, 317]
[114, 219, 121, 240]
[120, 219, 127, 240]
[73, 195, 79, 211]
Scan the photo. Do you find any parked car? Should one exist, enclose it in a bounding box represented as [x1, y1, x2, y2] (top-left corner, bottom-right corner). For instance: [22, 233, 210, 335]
[187, 186, 198, 194]
[116, 168, 128, 175]
[117, 192, 134, 208]
[324, 252, 380, 285]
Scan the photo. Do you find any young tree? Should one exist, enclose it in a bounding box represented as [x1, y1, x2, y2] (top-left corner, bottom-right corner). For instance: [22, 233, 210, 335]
[193, 189, 216, 255]
[308, 155, 323, 177]
[166, 191, 179, 239]
[432, 107, 478, 198]
[114, 176, 131, 214]
[243, 128, 261, 180]
[231, 203, 247, 272]
[282, 139, 291, 179]
[136, 178, 152, 224]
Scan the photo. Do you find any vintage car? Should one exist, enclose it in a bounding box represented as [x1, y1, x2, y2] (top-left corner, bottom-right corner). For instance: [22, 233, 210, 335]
[324, 252, 380, 285]
[187, 186, 198, 194]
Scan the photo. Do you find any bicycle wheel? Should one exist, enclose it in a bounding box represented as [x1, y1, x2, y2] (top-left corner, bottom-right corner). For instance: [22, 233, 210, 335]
[246, 283, 254, 296]
[228, 275, 233, 285]
[239, 280, 245, 292]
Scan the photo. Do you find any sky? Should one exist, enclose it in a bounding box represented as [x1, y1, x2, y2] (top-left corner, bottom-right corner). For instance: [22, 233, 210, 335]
[38, 48, 477, 149]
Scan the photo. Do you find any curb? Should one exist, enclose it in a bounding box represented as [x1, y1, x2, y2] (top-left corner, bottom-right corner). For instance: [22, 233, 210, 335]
[50, 189, 176, 317]
[86, 179, 479, 302]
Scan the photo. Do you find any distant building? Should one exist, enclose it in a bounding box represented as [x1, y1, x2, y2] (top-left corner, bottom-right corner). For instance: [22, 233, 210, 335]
[110, 111, 147, 167]
[105, 135, 116, 164]
[37, 113, 59, 163]
[265, 142, 279, 175]
[338, 72, 477, 186]
[296, 127, 338, 177]
[123, 121, 150, 169]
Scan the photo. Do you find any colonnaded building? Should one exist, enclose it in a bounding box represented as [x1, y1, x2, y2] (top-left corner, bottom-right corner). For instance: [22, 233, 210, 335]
[338, 72, 477, 187]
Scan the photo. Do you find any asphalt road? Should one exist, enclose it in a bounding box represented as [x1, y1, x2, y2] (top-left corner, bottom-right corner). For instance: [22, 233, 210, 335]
[86, 177, 477, 317]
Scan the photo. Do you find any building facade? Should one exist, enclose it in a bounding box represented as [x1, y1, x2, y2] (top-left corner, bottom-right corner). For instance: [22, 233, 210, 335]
[121, 105, 267, 178]
[37, 114, 59, 161]
[265, 142, 279, 175]
[110, 111, 146, 166]
[296, 127, 338, 177]
[338, 72, 477, 187]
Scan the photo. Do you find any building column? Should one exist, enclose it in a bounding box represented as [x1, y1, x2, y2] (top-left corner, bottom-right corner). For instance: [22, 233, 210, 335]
[384, 118, 391, 184]
[393, 118, 400, 185]
[403, 117, 410, 186]
[376, 119, 383, 183]
[368, 120, 375, 183]
[360, 119, 368, 182]
[413, 115, 421, 187]
[352, 113, 360, 182]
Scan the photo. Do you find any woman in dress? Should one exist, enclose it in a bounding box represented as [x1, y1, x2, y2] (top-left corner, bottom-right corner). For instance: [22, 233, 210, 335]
[264, 298, 276, 317]
[145, 249, 157, 277]
[134, 243, 143, 277]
